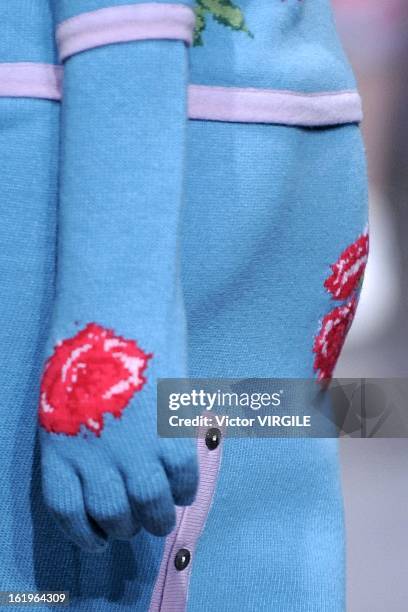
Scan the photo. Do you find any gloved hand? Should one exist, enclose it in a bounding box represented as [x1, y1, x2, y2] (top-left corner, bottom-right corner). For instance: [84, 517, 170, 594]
[39, 0, 198, 553]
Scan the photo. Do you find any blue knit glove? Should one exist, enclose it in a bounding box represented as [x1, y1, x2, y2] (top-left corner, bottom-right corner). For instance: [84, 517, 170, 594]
[39, 0, 198, 553]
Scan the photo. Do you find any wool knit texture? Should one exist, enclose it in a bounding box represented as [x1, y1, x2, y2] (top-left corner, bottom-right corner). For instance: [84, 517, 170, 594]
[0, 0, 60, 601]
[0, 0, 368, 610]
[54, 0, 195, 24]
[182, 121, 367, 611]
[38, 2, 199, 552]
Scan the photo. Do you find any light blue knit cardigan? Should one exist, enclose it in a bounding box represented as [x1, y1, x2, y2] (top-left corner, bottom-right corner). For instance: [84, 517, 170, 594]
[0, 1, 367, 610]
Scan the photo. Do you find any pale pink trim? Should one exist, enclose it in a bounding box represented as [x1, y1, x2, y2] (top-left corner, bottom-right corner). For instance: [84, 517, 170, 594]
[0, 64, 362, 128]
[57, 3, 195, 61]
[149, 433, 223, 611]
[0, 63, 62, 100]
[188, 84, 363, 126]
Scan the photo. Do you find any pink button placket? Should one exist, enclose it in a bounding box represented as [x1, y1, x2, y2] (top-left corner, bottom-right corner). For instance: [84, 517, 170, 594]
[149, 430, 223, 611]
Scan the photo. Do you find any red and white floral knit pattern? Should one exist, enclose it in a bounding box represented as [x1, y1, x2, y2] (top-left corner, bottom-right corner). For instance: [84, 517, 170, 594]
[313, 230, 369, 382]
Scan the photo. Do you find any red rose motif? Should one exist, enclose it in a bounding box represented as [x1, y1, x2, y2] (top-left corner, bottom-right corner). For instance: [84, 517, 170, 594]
[313, 296, 357, 382]
[324, 231, 369, 300]
[39, 323, 151, 436]
[313, 229, 369, 382]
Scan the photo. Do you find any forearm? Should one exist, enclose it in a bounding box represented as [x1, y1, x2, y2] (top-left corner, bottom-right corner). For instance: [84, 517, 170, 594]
[52, 0, 195, 326]
[54, 40, 189, 335]
[38, 1, 198, 550]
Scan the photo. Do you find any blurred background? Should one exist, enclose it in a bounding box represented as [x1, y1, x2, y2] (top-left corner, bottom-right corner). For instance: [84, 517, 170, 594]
[332, 1, 408, 610]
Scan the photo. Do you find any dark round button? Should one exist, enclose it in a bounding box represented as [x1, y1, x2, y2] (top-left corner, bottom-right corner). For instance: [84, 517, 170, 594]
[174, 548, 191, 571]
[205, 427, 221, 450]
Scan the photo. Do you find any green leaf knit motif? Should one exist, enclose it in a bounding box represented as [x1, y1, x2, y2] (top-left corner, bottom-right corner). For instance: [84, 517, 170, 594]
[194, 0, 253, 46]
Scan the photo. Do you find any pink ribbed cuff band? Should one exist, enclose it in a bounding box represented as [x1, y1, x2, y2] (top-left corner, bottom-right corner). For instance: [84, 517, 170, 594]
[0, 63, 62, 100]
[188, 84, 363, 126]
[56, 3, 196, 61]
